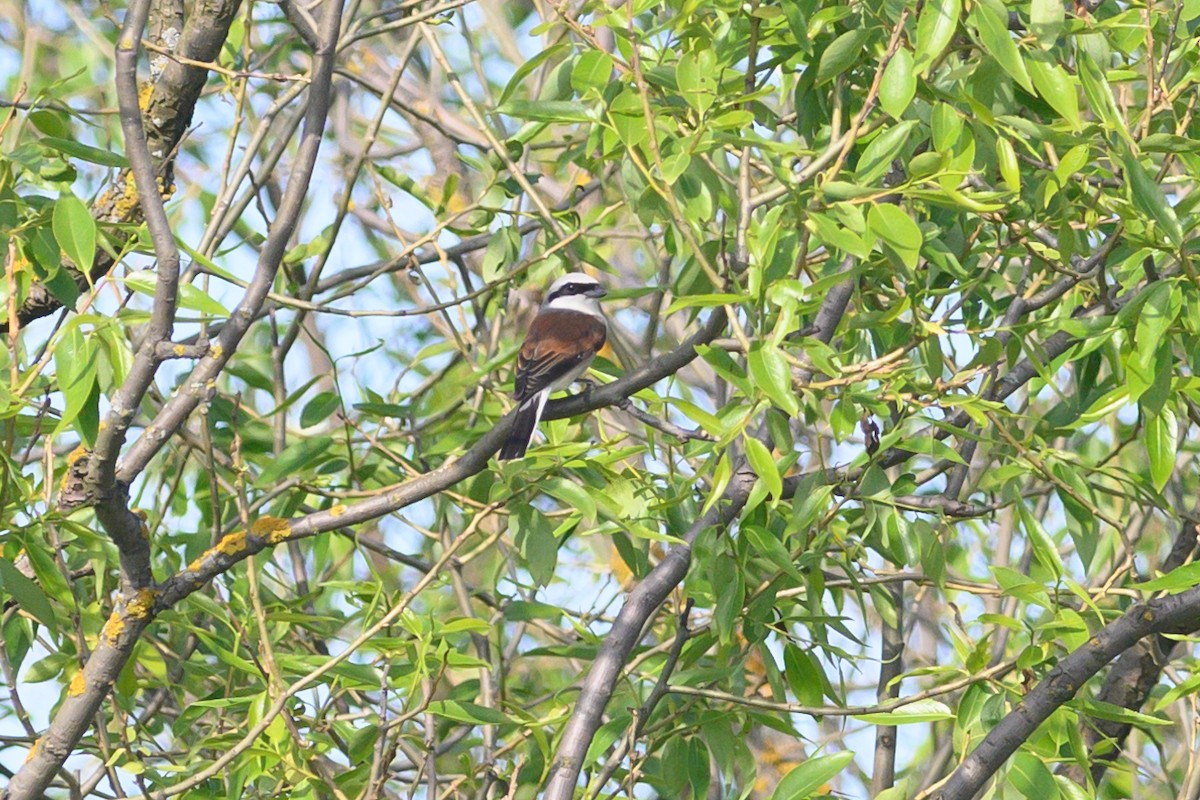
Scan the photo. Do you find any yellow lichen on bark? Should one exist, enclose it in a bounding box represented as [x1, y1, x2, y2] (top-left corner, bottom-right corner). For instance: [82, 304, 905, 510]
[329, 504, 347, 518]
[251, 516, 292, 544]
[127, 588, 157, 620]
[102, 610, 125, 645]
[68, 670, 87, 696]
[214, 530, 248, 556]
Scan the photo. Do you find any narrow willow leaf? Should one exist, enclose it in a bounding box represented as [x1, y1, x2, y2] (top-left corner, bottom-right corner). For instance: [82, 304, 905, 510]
[1027, 57, 1080, 129]
[996, 137, 1021, 191]
[52, 193, 95, 275]
[852, 699, 954, 724]
[770, 751, 854, 799]
[816, 30, 871, 85]
[970, 1, 1034, 93]
[1030, 0, 1065, 46]
[1144, 406, 1178, 491]
[915, 0, 961, 72]
[879, 48, 916, 118]
[743, 436, 782, 500]
[1122, 151, 1184, 247]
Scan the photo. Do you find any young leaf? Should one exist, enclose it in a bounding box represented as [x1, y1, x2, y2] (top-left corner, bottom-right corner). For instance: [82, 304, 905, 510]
[0, 558, 58, 636]
[748, 344, 800, 416]
[770, 751, 855, 799]
[1122, 151, 1184, 247]
[743, 436, 782, 500]
[879, 49, 916, 118]
[969, 1, 1034, 94]
[52, 193, 95, 275]
[1144, 406, 1178, 492]
[915, 0, 961, 72]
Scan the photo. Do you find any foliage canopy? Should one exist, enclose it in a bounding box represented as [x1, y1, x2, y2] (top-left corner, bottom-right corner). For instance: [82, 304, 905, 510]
[0, 0, 1199, 798]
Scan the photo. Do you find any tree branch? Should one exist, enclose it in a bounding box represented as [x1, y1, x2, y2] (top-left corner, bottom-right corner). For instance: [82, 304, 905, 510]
[929, 580, 1200, 800]
[871, 582, 904, 797]
[84, 0, 184, 594]
[0, 0, 242, 333]
[1, 1, 344, 795]
[545, 257, 859, 799]
[115, 0, 344, 484]
[1060, 519, 1200, 788]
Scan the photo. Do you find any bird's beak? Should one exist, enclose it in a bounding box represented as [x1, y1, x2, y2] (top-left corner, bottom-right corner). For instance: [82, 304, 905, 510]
[587, 286, 608, 299]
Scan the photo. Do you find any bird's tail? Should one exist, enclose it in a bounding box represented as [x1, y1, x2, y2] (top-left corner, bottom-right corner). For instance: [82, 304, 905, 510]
[499, 392, 548, 460]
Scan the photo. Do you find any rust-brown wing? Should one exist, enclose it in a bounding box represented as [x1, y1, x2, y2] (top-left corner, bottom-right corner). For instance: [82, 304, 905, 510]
[514, 309, 606, 401]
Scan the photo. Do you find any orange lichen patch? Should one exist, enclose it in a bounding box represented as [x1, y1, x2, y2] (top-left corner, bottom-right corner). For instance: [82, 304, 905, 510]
[173, 344, 187, 356]
[24, 738, 40, 763]
[137, 81, 154, 111]
[102, 609, 125, 645]
[112, 175, 140, 219]
[251, 516, 292, 545]
[68, 670, 87, 696]
[213, 530, 248, 557]
[210, 343, 223, 359]
[329, 504, 347, 518]
[126, 588, 157, 620]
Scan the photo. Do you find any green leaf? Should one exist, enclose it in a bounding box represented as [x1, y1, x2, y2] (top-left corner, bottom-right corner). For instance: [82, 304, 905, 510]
[1145, 407, 1178, 491]
[744, 526, 803, 581]
[868, 203, 923, 269]
[1077, 51, 1131, 146]
[743, 436, 782, 500]
[541, 477, 598, 521]
[857, 120, 918, 185]
[571, 51, 614, 95]
[915, 0, 961, 72]
[0, 559, 57, 636]
[748, 344, 800, 416]
[879, 49, 916, 118]
[816, 30, 872, 85]
[677, 50, 718, 112]
[1128, 281, 1181, 402]
[1009, 752, 1059, 800]
[53, 324, 98, 433]
[52, 193, 95, 275]
[970, 0, 1034, 93]
[39, 136, 128, 168]
[1030, 0, 1065, 46]
[1123, 151, 1184, 247]
[426, 700, 511, 725]
[497, 42, 569, 107]
[1017, 500, 1063, 579]
[496, 100, 592, 123]
[124, 270, 230, 317]
[1134, 560, 1200, 593]
[301, 391, 341, 429]
[770, 751, 854, 799]
[513, 507, 557, 587]
[1026, 57, 1080, 129]
[852, 699, 954, 724]
[1077, 698, 1172, 726]
[255, 436, 333, 487]
[996, 137, 1021, 191]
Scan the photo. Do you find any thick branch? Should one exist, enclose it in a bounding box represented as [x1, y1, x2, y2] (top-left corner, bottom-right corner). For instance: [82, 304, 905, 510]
[871, 582, 904, 797]
[1, 2, 344, 796]
[115, 0, 344, 484]
[1061, 520, 1199, 788]
[930, 584, 1200, 800]
[1, 0, 241, 332]
[85, 0, 185, 594]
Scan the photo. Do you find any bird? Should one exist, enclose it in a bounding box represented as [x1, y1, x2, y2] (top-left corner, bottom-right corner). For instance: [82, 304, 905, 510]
[498, 272, 608, 460]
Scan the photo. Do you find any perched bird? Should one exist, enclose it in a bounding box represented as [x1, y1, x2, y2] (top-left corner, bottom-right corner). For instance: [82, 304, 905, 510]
[499, 273, 608, 460]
